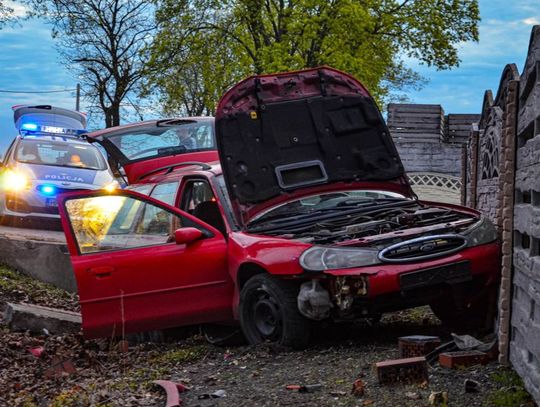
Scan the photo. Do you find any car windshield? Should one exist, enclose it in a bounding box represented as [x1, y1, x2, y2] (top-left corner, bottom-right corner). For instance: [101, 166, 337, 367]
[102, 120, 215, 162]
[251, 190, 409, 223]
[15, 139, 106, 170]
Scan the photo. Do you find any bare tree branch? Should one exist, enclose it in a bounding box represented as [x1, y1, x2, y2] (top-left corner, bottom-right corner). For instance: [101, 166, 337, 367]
[25, 0, 155, 127]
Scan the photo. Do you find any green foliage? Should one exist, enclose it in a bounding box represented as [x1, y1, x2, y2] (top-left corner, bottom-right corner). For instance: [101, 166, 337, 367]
[150, 344, 207, 365]
[145, 0, 479, 113]
[485, 368, 534, 407]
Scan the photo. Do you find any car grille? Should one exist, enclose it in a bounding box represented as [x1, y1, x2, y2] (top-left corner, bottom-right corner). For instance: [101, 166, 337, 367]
[400, 261, 472, 291]
[6, 188, 88, 215]
[30, 205, 59, 214]
[378, 234, 467, 263]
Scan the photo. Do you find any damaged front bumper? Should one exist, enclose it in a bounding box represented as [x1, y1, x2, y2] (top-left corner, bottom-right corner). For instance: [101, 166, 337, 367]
[296, 242, 500, 322]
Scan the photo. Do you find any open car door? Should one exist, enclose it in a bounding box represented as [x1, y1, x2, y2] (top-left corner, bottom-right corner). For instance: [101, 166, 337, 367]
[58, 189, 233, 338]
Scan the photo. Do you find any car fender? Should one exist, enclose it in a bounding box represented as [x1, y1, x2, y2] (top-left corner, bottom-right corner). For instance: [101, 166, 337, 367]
[228, 232, 311, 317]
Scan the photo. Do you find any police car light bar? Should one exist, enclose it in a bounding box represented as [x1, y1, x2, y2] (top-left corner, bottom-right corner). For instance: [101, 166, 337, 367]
[20, 123, 87, 138]
[21, 123, 38, 131]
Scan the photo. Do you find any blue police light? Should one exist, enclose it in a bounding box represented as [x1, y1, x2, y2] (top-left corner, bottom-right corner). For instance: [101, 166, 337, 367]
[21, 123, 39, 131]
[38, 185, 56, 195]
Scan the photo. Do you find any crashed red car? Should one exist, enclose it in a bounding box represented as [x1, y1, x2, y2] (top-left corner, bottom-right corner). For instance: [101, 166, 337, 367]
[58, 68, 500, 348]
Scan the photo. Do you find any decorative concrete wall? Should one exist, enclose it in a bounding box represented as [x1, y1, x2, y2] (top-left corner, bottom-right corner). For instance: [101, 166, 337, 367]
[387, 49, 538, 399]
[475, 96, 502, 225]
[462, 26, 539, 402]
[508, 26, 540, 402]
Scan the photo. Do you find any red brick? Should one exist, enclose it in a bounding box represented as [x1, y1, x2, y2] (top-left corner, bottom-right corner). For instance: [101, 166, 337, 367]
[398, 335, 441, 358]
[439, 351, 488, 368]
[375, 356, 428, 384]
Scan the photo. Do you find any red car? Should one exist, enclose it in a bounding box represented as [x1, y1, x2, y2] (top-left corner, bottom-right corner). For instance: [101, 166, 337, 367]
[58, 68, 500, 348]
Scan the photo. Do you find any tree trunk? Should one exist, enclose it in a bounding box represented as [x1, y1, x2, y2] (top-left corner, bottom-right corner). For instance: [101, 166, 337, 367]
[111, 103, 121, 127]
[104, 105, 121, 128]
[104, 108, 114, 128]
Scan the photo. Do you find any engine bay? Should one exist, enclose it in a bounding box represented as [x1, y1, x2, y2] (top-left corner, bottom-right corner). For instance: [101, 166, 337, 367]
[255, 200, 478, 247]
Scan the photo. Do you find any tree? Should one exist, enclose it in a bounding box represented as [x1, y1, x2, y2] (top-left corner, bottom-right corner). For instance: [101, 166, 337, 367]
[0, 1, 15, 27]
[25, 0, 155, 127]
[143, 1, 247, 116]
[146, 0, 479, 113]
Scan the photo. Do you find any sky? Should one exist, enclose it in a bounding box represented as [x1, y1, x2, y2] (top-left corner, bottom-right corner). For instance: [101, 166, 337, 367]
[0, 0, 539, 156]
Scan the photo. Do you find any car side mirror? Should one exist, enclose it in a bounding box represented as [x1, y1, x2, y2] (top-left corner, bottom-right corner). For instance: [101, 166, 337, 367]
[174, 227, 203, 245]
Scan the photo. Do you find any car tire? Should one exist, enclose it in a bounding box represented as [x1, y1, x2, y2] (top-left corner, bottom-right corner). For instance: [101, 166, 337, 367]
[239, 274, 311, 349]
[430, 284, 498, 333]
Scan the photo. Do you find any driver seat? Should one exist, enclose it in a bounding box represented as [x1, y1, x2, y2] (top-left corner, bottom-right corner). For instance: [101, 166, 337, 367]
[192, 201, 226, 235]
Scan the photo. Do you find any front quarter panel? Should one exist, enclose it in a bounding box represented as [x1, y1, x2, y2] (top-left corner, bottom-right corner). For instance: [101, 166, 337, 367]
[228, 232, 311, 276]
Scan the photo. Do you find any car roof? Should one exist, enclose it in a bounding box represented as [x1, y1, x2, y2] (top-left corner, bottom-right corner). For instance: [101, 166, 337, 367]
[138, 159, 223, 185]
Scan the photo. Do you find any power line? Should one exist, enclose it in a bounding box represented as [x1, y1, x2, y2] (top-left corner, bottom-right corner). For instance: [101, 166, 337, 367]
[0, 88, 77, 94]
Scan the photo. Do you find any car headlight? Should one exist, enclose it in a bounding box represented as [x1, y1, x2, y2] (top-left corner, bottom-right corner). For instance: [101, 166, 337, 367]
[2, 170, 29, 192]
[103, 180, 120, 192]
[300, 246, 380, 272]
[463, 216, 498, 247]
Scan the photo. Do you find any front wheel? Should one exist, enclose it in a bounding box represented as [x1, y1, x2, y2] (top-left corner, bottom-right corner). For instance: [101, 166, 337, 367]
[239, 274, 311, 349]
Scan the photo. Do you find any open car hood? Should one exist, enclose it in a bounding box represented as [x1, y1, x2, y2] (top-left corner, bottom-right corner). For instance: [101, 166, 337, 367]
[85, 117, 218, 184]
[215, 67, 408, 216]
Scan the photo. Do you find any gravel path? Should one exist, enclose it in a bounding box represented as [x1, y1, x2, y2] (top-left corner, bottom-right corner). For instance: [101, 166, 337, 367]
[0, 266, 532, 406]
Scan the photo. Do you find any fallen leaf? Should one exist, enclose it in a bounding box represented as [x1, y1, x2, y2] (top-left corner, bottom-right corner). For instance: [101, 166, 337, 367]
[351, 379, 365, 397]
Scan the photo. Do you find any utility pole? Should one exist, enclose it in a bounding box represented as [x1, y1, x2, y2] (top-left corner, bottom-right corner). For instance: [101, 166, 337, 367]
[75, 84, 81, 111]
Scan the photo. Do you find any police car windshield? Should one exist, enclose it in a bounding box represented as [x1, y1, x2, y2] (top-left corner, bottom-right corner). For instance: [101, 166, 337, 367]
[102, 120, 215, 162]
[16, 139, 107, 170]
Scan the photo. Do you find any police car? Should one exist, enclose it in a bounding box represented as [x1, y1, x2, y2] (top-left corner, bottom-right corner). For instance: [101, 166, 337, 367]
[0, 105, 118, 225]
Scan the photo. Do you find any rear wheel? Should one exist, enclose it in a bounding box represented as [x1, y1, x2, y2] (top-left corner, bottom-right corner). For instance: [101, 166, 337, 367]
[430, 284, 498, 333]
[239, 274, 311, 349]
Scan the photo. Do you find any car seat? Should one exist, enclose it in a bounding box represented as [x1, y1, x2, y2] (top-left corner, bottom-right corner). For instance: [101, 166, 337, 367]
[192, 201, 226, 235]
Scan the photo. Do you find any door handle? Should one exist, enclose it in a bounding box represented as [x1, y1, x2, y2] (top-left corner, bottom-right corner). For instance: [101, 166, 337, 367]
[87, 266, 114, 277]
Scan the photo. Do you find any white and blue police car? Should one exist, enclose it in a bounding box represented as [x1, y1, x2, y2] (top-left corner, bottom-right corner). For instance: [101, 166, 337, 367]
[0, 105, 118, 225]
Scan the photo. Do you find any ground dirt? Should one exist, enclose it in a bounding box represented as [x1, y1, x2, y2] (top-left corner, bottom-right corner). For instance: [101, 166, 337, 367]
[0, 266, 534, 407]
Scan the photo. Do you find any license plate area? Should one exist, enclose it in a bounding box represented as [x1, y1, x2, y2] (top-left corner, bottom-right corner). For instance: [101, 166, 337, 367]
[400, 261, 471, 291]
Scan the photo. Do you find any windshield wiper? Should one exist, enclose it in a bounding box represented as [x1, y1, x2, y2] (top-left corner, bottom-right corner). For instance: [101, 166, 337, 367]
[333, 197, 408, 208]
[248, 199, 415, 233]
[250, 198, 410, 225]
[156, 119, 196, 127]
[249, 198, 409, 225]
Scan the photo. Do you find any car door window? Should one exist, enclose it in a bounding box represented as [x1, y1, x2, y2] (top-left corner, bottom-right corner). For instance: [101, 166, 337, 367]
[150, 181, 179, 206]
[181, 180, 215, 213]
[180, 179, 227, 235]
[126, 183, 154, 196]
[65, 195, 185, 254]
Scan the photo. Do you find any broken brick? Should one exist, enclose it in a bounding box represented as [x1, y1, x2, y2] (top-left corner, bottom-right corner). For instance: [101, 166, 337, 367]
[398, 335, 441, 358]
[439, 351, 488, 369]
[351, 379, 365, 397]
[375, 356, 428, 384]
[43, 358, 77, 379]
